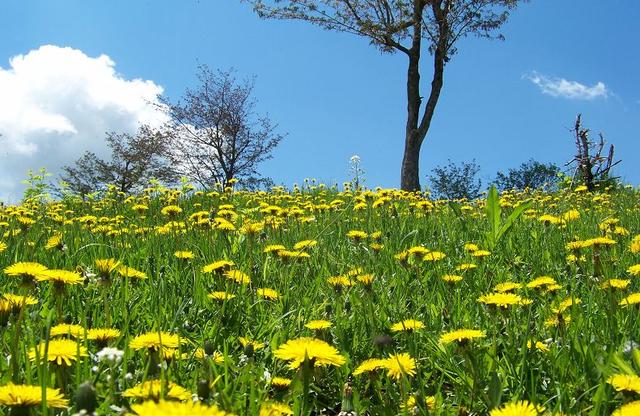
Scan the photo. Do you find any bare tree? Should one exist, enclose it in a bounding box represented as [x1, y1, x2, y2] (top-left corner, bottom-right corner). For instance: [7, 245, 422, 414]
[566, 114, 620, 191]
[164, 66, 284, 189]
[60, 125, 178, 196]
[245, 0, 525, 191]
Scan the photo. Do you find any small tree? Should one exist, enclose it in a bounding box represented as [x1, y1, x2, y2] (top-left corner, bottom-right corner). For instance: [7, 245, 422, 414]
[60, 125, 177, 196]
[165, 66, 284, 189]
[428, 159, 482, 200]
[494, 159, 560, 191]
[567, 114, 620, 191]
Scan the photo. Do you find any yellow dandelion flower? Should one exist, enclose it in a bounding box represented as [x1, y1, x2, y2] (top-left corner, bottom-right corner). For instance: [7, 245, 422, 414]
[161, 205, 183, 216]
[274, 337, 346, 369]
[527, 340, 549, 353]
[562, 209, 580, 221]
[607, 374, 640, 394]
[239, 337, 265, 351]
[552, 298, 581, 314]
[131, 204, 149, 213]
[50, 324, 85, 338]
[489, 400, 545, 416]
[3, 294, 38, 307]
[270, 377, 292, 389]
[619, 293, 640, 307]
[203, 260, 235, 274]
[35, 269, 84, 285]
[213, 217, 236, 231]
[259, 401, 293, 416]
[526, 276, 556, 289]
[478, 292, 532, 308]
[95, 258, 120, 277]
[0, 241, 6, 253]
[263, 245, 286, 254]
[208, 291, 236, 301]
[356, 274, 374, 285]
[129, 332, 183, 351]
[257, 288, 279, 300]
[586, 237, 616, 246]
[455, 263, 477, 272]
[566, 240, 588, 251]
[612, 401, 640, 416]
[327, 276, 353, 287]
[442, 274, 463, 283]
[538, 214, 563, 225]
[293, 240, 317, 250]
[3, 262, 48, 280]
[29, 339, 88, 366]
[630, 236, 640, 254]
[494, 282, 523, 293]
[353, 358, 386, 376]
[407, 246, 430, 257]
[128, 400, 231, 416]
[241, 221, 264, 235]
[305, 320, 332, 330]
[463, 243, 479, 252]
[601, 279, 630, 290]
[472, 250, 491, 257]
[44, 234, 64, 250]
[544, 284, 562, 293]
[0, 383, 68, 409]
[224, 269, 251, 285]
[369, 242, 384, 251]
[627, 264, 640, 276]
[423, 251, 446, 261]
[87, 328, 121, 343]
[439, 329, 486, 345]
[174, 251, 194, 260]
[122, 380, 191, 401]
[346, 230, 368, 241]
[383, 353, 416, 380]
[391, 319, 425, 332]
[544, 314, 571, 328]
[276, 250, 310, 260]
[117, 266, 147, 280]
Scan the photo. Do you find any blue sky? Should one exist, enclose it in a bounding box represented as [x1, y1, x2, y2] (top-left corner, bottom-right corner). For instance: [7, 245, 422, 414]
[1, 0, 639, 198]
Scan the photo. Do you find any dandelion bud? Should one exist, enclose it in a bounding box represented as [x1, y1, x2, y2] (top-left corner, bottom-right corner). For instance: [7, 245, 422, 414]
[197, 379, 211, 401]
[204, 341, 215, 356]
[75, 381, 97, 413]
[243, 342, 255, 358]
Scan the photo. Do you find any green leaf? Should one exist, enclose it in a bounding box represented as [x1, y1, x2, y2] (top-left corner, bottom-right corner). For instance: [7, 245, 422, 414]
[487, 370, 502, 410]
[485, 185, 501, 248]
[496, 200, 532, 241]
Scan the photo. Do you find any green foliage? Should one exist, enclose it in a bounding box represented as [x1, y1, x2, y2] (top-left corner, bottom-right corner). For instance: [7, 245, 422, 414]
[428, 159, 482, 200]
[494, 159, 560, 191]
[21, 167, 54, 203]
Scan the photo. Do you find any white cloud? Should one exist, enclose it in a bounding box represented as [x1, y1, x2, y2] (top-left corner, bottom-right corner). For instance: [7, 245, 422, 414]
[0, 45, 168, 202]
[524, 71, 609, 100]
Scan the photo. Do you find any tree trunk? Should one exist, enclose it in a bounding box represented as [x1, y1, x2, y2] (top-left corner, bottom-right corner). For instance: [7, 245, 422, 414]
[401, 131, 422, 190]
[400, 46, 445, 192]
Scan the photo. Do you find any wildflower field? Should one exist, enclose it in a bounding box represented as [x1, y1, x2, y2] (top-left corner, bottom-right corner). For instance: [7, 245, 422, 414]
[1, 183, 640, 415]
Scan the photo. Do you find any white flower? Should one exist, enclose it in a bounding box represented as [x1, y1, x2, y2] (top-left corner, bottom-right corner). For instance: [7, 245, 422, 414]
[350, 155, 361, 164]
[95, 347, 124, 364]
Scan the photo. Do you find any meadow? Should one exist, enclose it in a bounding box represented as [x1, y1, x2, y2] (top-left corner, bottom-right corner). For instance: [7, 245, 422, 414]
[1, 182, 640, 415]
